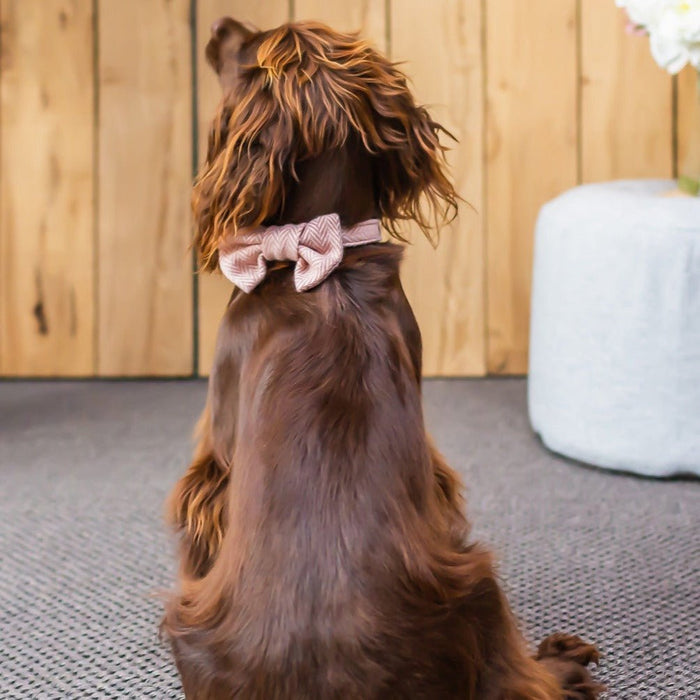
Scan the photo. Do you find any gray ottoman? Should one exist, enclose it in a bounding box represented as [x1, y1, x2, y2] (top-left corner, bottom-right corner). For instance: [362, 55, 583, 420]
[528, 180, 700, 477]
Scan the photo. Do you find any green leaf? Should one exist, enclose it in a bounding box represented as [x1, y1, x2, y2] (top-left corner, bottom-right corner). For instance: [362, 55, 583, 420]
[678, 175, 700, 196]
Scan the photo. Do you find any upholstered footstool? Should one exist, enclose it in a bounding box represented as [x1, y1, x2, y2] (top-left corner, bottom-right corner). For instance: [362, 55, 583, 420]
[528, 180, 700, 477]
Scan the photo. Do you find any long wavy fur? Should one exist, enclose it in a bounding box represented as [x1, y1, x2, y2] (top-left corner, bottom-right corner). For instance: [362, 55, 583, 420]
[192, 21, 458, 271]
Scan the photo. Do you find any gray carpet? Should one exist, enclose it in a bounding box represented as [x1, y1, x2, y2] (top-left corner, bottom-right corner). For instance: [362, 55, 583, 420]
[0, 380, 697, 699]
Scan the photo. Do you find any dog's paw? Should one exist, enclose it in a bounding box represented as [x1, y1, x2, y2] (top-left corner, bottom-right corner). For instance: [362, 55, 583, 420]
[537, 634, 604, 699]
[537, 633, 599, 667]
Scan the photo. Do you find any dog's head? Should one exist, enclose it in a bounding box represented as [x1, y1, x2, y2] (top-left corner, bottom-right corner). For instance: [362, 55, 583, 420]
[194, 19, 458, 270]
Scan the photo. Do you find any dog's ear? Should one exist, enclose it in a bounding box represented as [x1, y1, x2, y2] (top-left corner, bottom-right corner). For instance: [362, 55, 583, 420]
[205, 17, 255, 92]
[194, 19, 293, 271]
[359, 69, 459, 243]
[192, 61, 296, 271]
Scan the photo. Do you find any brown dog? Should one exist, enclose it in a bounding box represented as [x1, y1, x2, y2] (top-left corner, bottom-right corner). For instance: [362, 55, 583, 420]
[163, 19, 603, 699]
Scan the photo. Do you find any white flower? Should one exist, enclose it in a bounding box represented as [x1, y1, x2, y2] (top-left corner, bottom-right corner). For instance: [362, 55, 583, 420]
[616, 0, 700, 73]
[616, 0, 666, 27]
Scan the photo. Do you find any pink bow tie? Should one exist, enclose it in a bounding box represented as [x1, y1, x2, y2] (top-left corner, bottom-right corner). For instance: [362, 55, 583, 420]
[218, 214, 382, 293]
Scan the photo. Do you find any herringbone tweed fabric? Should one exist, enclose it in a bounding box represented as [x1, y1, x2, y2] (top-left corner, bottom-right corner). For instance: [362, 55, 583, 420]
[219, 214, 382, 292]
[0, 380, 697, 699]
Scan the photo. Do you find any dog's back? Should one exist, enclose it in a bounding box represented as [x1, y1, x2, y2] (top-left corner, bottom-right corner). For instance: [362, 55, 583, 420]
[169, 245, 496, 698]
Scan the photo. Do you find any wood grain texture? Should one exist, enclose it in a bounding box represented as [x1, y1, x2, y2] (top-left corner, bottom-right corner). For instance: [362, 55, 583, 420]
[677, 66, 700, 181]
[294, 0, 386, 52]
[196, 0, 289, 375]
[581, 1, 673, 181]
[97, 0, 192, 375]
[485, 0, 578, 374]
[2, 1, 684, 378]
[0, 0, 94, 376]
[391, 0, 485, 376]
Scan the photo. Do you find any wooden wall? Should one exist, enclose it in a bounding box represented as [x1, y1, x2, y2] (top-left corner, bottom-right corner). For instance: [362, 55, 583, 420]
[0, 0, 694, 377]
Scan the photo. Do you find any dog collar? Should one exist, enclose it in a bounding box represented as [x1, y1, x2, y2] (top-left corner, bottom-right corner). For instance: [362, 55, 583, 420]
[218, 213, 382, 293]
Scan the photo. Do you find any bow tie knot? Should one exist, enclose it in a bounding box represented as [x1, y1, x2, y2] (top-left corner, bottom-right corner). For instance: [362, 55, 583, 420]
[219, 213, 381, 293]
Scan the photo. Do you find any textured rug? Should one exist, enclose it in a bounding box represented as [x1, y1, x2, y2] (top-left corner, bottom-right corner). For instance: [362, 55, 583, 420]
[0, 379, 697, 699]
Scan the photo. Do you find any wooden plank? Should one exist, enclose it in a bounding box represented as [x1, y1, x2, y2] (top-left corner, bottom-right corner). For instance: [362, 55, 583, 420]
[485, 0, 578, 374]
[677, 66, 700, 184]
[293, 0, 386, 51]
[581, 0, 673, 181]
[197, 0, 289, 376]
[391, 0, 485, 376]
[97, 0, 192, 375]
[0, 0, 94, 376]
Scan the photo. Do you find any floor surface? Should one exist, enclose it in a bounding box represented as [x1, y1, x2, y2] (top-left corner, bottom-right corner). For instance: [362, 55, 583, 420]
[0, 379, 697, 698]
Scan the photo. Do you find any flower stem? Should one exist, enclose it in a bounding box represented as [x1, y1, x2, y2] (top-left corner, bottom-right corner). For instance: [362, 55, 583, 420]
[678, 69, 700, 195]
